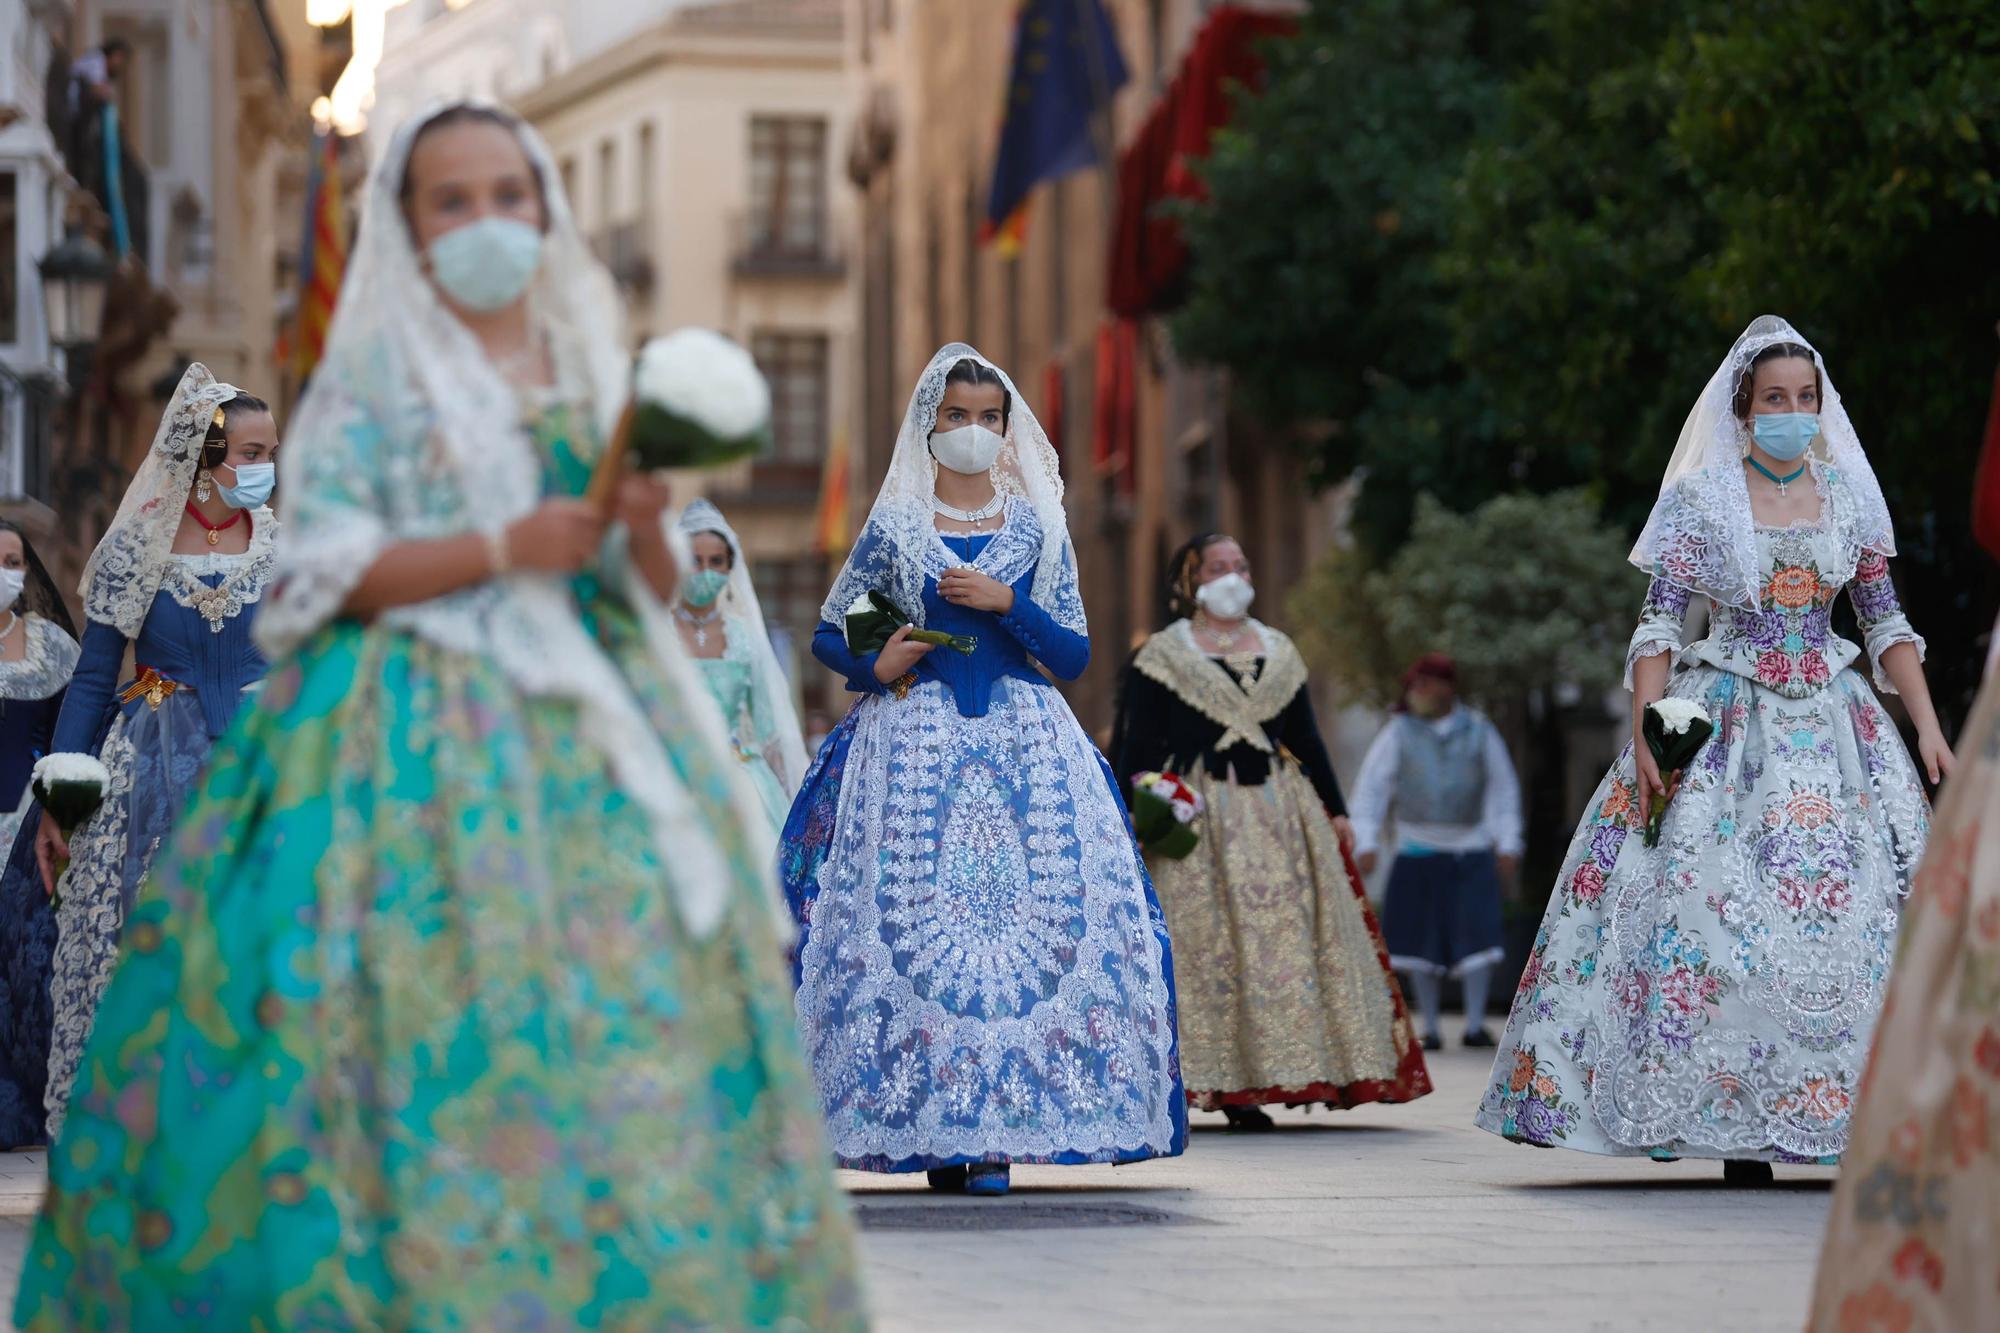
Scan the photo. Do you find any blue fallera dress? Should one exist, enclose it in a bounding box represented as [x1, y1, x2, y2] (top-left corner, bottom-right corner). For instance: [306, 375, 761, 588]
[0, 616, 80, 1147]
[38, 528, 273, 1141]
[783, 503, 1187, 1172]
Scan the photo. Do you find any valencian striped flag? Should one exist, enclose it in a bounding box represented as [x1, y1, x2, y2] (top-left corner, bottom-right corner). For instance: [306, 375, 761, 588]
[815, 425, 853, 556]
[290, 129, 347, 382]
[982, 0, 1128, 256]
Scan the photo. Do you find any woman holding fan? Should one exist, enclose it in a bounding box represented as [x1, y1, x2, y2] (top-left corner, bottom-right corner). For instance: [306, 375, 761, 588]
[781, 344, 1185, 1197]
[13, 100, 861, 1329]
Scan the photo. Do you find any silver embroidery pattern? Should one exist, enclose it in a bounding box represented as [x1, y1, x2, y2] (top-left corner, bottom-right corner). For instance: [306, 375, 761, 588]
[796, 677, 1178, 1164]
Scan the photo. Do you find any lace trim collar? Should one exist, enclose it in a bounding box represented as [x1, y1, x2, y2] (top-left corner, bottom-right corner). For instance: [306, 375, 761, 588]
[922, 496, 1043, 586]
[0, 615, 80, 701]
[159, 512, 279, 633]
[1132, 618, 1309, 753]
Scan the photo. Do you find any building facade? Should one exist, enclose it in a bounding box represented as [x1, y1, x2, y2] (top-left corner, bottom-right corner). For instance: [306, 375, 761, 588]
[842, 0, 1334, 739]
[516, 0, 857, 718]
[0, 0, 69, 502]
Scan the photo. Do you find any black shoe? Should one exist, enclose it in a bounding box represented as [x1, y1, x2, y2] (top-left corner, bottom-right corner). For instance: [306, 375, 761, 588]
[1222, 1106, 1277, 1132]
[1462, 1028, 1496, 1048]
[926, 1166, 968, 1192]
[1723, 1160, 1774, 1187]
[1421, 1033, 1443, 1052]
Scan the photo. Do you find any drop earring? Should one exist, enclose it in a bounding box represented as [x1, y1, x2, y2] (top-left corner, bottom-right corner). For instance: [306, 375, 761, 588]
[196, 468, 214, 504]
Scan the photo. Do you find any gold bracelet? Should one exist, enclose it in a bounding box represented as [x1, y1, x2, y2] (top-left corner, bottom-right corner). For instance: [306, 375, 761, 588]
[483, 527, 512, 577]
[891, 672, 917, 701]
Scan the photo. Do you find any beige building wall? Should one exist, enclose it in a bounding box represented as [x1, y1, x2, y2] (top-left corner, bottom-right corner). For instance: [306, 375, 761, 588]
[519, 0, 858, 714]
[846, 0, 1330, 738]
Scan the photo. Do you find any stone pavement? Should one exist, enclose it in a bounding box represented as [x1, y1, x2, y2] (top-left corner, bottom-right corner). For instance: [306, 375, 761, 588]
[0, 1027, 1837, 1331]
[850, 1026, 1836, 1333]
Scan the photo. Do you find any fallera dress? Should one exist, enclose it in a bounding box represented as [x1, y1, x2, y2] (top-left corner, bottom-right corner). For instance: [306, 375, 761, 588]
[782, 501, 1187, 1173]
[1110, 619, 1430, 1111]
[1475, 466, 1931, 1162]
[0, 614, 79, 1147]
[10, 400, 866, 1330]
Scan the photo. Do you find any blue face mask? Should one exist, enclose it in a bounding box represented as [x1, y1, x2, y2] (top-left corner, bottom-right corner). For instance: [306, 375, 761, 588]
[683, 569, 729, 608]
[217, 461, 276, 510]
[427, 217, 544, 313]
[1751, 412, 1820, 462]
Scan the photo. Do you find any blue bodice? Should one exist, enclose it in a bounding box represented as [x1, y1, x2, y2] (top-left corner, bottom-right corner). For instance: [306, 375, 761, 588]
[812, 531, 1089, 718]
[53, 569, 270, 755]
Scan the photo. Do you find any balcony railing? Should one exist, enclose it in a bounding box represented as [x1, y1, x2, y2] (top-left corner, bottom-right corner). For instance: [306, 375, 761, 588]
[732, 215, 845, 280]
[591, 221, 656, 296]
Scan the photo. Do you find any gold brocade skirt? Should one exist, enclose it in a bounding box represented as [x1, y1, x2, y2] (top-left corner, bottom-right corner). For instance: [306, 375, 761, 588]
[1151, 762, 1430, 1110]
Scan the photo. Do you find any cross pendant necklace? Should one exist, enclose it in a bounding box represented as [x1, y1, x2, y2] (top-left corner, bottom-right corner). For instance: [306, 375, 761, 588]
[676, 605, 722, 649]
[1747, 455, 1807, 497]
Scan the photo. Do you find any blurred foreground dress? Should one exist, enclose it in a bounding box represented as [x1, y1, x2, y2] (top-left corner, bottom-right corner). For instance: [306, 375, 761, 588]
[11, 99, 864, 1331]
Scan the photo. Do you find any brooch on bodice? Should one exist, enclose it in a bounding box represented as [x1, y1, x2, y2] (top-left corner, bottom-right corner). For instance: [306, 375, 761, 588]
[188, 582, 236, 632]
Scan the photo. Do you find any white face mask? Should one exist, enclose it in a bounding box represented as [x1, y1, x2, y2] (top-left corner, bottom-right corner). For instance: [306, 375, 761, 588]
[0, 568, 23, 608]
[1195, 572, 1255, 621]
[930, 424, 1006, 476]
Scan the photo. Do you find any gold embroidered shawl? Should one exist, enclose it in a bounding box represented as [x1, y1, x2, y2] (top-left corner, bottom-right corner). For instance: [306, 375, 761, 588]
[1131, 618, 1310, 754]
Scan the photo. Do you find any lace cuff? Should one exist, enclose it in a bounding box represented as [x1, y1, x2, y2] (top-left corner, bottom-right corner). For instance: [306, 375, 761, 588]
[1850, 551, 1923, 694]
[252, 512, 387, 661]
[1623, 577, 1693, 689]
[1864, 621, 1926, 695]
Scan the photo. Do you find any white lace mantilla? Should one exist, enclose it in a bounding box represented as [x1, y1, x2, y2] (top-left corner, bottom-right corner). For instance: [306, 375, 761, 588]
[797, 676, 1179, 1164]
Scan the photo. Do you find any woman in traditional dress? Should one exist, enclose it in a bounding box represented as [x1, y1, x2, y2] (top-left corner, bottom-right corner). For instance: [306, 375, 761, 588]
[782, 344, 1185, 1197]
[1803, 363, 2000, 1333]
[1474, 316, 1949, 1182]
[1110, 533, 1429, 1129]
[33, 367, 277, 1142]
[675, 497, 808, 838]
[0, 523, 79, 1146]
[13, 100, 862, 1329]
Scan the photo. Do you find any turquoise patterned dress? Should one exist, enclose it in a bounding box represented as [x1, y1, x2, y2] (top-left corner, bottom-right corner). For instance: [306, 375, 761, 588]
[694, 630, 792, 838]
[13, 406, 866, 1330]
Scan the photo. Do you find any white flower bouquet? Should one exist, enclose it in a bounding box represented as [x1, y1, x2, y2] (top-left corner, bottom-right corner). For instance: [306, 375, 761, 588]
[32, 753, 110, 907]
[1640, 697, 1714, 848]
[588, 328, 773, 506]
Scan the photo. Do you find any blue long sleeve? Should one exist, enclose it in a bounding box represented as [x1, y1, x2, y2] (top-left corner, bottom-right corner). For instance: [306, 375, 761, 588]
[50, 620, 125, 756]
[996, 588, 1089, 681]
[812, 620, 889, 696]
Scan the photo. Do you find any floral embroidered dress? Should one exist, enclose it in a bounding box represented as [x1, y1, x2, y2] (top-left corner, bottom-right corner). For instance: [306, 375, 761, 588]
[783, 502, 1187, 1172]
[1110, 619, 1429, 1111]
[1474, 467, 1930, 1161]
[695, 637, 792, 834]
[13, 100, 863, 1331]
[0, 614, 79, 1146]
[1805, 649, 2000, 1332]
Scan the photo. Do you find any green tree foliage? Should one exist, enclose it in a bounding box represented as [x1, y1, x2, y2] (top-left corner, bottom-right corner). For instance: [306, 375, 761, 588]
[1286, 491, 1642, 708]
[1181, 0, 2000, 715]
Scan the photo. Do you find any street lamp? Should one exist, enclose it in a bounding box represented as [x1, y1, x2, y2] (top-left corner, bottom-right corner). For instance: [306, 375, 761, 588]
[37, 225, 113, 393]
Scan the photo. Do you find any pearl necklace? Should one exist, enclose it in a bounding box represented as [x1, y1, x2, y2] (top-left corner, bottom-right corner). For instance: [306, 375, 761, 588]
[1196, 613, 1244, 652]
[933, 492, 1005, 525]
[0, 612, 19, 644]
[674, 603, 722, 650]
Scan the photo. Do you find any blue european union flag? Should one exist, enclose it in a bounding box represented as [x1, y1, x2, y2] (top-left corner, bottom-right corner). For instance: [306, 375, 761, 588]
[983, 0, 1129, 252]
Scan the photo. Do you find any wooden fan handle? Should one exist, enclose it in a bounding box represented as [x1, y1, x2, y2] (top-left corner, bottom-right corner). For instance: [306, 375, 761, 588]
[585, 401, 638, 515]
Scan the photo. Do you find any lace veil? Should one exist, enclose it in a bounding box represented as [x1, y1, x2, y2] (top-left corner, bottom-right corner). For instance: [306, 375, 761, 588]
[820, 342, 1083, 635]
[256, 98, 765, 937]
[677, 498, 808, 794]
[80, 362, 264, 637]
[1628, 315, 1896, 610]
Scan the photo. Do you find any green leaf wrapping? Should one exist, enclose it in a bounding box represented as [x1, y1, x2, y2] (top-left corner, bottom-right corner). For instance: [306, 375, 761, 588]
[626, 402, 771, 472]
[843, 590, 977, 656]
[1131, 787, 1201, 860]
[1640, 706, 1715, 848]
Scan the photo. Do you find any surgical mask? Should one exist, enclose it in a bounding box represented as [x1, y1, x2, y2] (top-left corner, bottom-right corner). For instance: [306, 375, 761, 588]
[683, 569, 728, 608]
[217, 461, 276, 510]
[426, 216, 544, 313]
[0, 569, 24, 607]
[930, 424, 1006, 476]
[1751, 412, 1820, 462]
[1195, 572, 1255, 621]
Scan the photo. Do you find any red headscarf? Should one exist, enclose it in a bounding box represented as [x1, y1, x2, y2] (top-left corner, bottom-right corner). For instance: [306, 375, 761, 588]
[1396, 653, 1458, 713]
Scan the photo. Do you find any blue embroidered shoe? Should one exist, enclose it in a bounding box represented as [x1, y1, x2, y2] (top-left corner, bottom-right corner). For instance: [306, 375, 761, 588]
[965, 1163, 1010, 1196]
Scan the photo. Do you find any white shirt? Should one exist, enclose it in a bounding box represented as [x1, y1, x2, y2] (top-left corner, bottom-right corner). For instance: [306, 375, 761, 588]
[1349, 706, 1523, 859]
